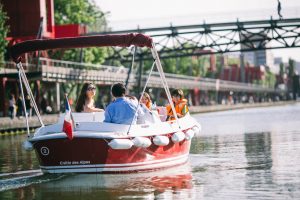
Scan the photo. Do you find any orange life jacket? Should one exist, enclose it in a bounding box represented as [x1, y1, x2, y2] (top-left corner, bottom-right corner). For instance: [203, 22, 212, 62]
[145, 101, 152, 110]
[166, 99, 189, 121]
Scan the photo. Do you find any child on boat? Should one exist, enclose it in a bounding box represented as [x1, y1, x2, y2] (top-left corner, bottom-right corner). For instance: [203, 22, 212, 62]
[166, 89, 189, 121]
[137, 92, 161, 124]
[140, 92, 152, 110]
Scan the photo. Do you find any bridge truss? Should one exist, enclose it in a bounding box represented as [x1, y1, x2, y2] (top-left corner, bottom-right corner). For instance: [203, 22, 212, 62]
[89, 18, 300, 61]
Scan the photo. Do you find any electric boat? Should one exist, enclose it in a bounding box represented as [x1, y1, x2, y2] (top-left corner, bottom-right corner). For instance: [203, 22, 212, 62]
[11, 33, 201, 173]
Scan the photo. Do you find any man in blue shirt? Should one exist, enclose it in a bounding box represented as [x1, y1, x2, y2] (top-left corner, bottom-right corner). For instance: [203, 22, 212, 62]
[104, 83, 143, 125]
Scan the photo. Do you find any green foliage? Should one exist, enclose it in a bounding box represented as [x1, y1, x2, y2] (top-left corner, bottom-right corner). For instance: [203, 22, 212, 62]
[0, 3, 9, 62]
[227, 57, 239, 65]
[263, 70, 276, 87]
[215, 54, 223, 77]
[54, 0, 103, 25]
[144, 42, 213, 77]
[52, 0, 108, 64]
[147, 55, 211, 78]
[127, 43, 219, 79]
[252, 79, 262, 85]
[49, 47, 107, 65]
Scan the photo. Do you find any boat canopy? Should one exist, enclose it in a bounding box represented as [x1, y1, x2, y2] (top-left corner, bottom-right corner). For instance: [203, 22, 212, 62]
[10, 33, 153, 63]
[11, 32, 181, 137]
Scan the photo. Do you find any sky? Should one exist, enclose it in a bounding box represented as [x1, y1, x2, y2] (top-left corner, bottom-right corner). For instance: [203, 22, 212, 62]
[95, 0, 300, 62]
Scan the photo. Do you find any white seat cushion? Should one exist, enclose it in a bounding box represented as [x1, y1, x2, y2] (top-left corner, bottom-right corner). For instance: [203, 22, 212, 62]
[58, 112, 105, 123]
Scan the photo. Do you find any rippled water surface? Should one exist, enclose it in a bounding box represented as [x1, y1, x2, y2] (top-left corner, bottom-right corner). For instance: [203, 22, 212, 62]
[1, 103, 300, 199]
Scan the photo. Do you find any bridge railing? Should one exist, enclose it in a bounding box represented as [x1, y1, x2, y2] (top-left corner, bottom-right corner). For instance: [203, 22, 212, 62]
[0, 60, 40, 74]
[1, 57, 129, 74]
[37, 58, 131, 84]
[0, 58, 284, 93]
[144, 71, 279, 92]
[38, 58, 129, 74]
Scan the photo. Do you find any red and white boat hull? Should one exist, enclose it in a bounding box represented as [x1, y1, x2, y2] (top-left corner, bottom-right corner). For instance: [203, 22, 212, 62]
[27, 113, 201, 174]
[33, 137, 191, 173]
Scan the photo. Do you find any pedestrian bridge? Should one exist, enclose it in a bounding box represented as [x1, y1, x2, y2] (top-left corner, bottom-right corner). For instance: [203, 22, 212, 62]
[0, 57, 282, 93]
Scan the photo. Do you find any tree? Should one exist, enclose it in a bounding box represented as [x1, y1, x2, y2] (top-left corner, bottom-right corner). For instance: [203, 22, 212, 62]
[54, 0, 105, 25]
[263, 70, 276, 87]
[51, 0, 108, 64]
[50, 0, 111, 109]
[0, 3, 9, 63]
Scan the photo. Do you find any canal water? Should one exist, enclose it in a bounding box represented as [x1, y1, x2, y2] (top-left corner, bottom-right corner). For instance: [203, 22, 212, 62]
[0, 103, 300, 199]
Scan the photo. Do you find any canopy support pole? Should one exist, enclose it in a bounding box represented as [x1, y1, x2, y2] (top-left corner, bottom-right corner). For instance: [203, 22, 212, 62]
[127, 61, 156, 135]
[56, 82, 60, 112]
[17, 63, 45, 132]
[18, 69, 30, 137]
[125, 46, 136, 88]
[151, 44, 181, 129]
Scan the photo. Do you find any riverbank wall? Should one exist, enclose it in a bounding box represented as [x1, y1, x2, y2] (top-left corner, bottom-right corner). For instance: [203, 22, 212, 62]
[0, 100, 298, 135]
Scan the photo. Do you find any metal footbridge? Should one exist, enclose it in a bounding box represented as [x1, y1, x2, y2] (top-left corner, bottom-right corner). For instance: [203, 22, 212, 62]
[1, 58, 280, 93]
[90, 17, 300, 61]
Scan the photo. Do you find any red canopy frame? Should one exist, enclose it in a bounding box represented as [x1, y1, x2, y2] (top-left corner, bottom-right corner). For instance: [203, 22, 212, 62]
[11, 32, 181, 136]
[10, 33, 153, 62]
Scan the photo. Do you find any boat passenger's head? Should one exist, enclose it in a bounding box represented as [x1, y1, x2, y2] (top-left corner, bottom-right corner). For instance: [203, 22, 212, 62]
[111, 83, 126, 98]
[141, 92, 151, 105]
[86, 84, 96, 98]
[75, 82, 96, 112]
[171, 89, 184, 104]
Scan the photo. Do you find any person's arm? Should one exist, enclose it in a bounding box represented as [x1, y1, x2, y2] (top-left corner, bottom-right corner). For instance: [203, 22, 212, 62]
[85, 106, 104, 112]
[83, 104, 104, 112]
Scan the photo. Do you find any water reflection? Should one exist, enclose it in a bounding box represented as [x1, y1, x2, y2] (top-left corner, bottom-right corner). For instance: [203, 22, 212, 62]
[244, 132, 274, 198]
[0, 164, 195, 200]
[1, 103, 300, 199]
[190, 135, 226, 154]
[189, 103, 300, 199]
[0, 135, 39, 173]
[244, 132, 273, 170]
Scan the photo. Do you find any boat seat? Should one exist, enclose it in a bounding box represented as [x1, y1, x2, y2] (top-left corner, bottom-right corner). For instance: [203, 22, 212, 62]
[137, 110, 162, 124]
[58, 112, 105, 123]
[157, 106, 168, 122]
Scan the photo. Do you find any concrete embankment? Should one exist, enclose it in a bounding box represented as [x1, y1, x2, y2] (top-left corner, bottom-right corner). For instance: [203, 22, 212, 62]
[0, 114, 60, 134]
[0, 101, 297, 135]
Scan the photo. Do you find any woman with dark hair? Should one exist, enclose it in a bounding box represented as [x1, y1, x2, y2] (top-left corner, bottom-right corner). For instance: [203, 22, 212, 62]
[75, 83, 104, 113]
